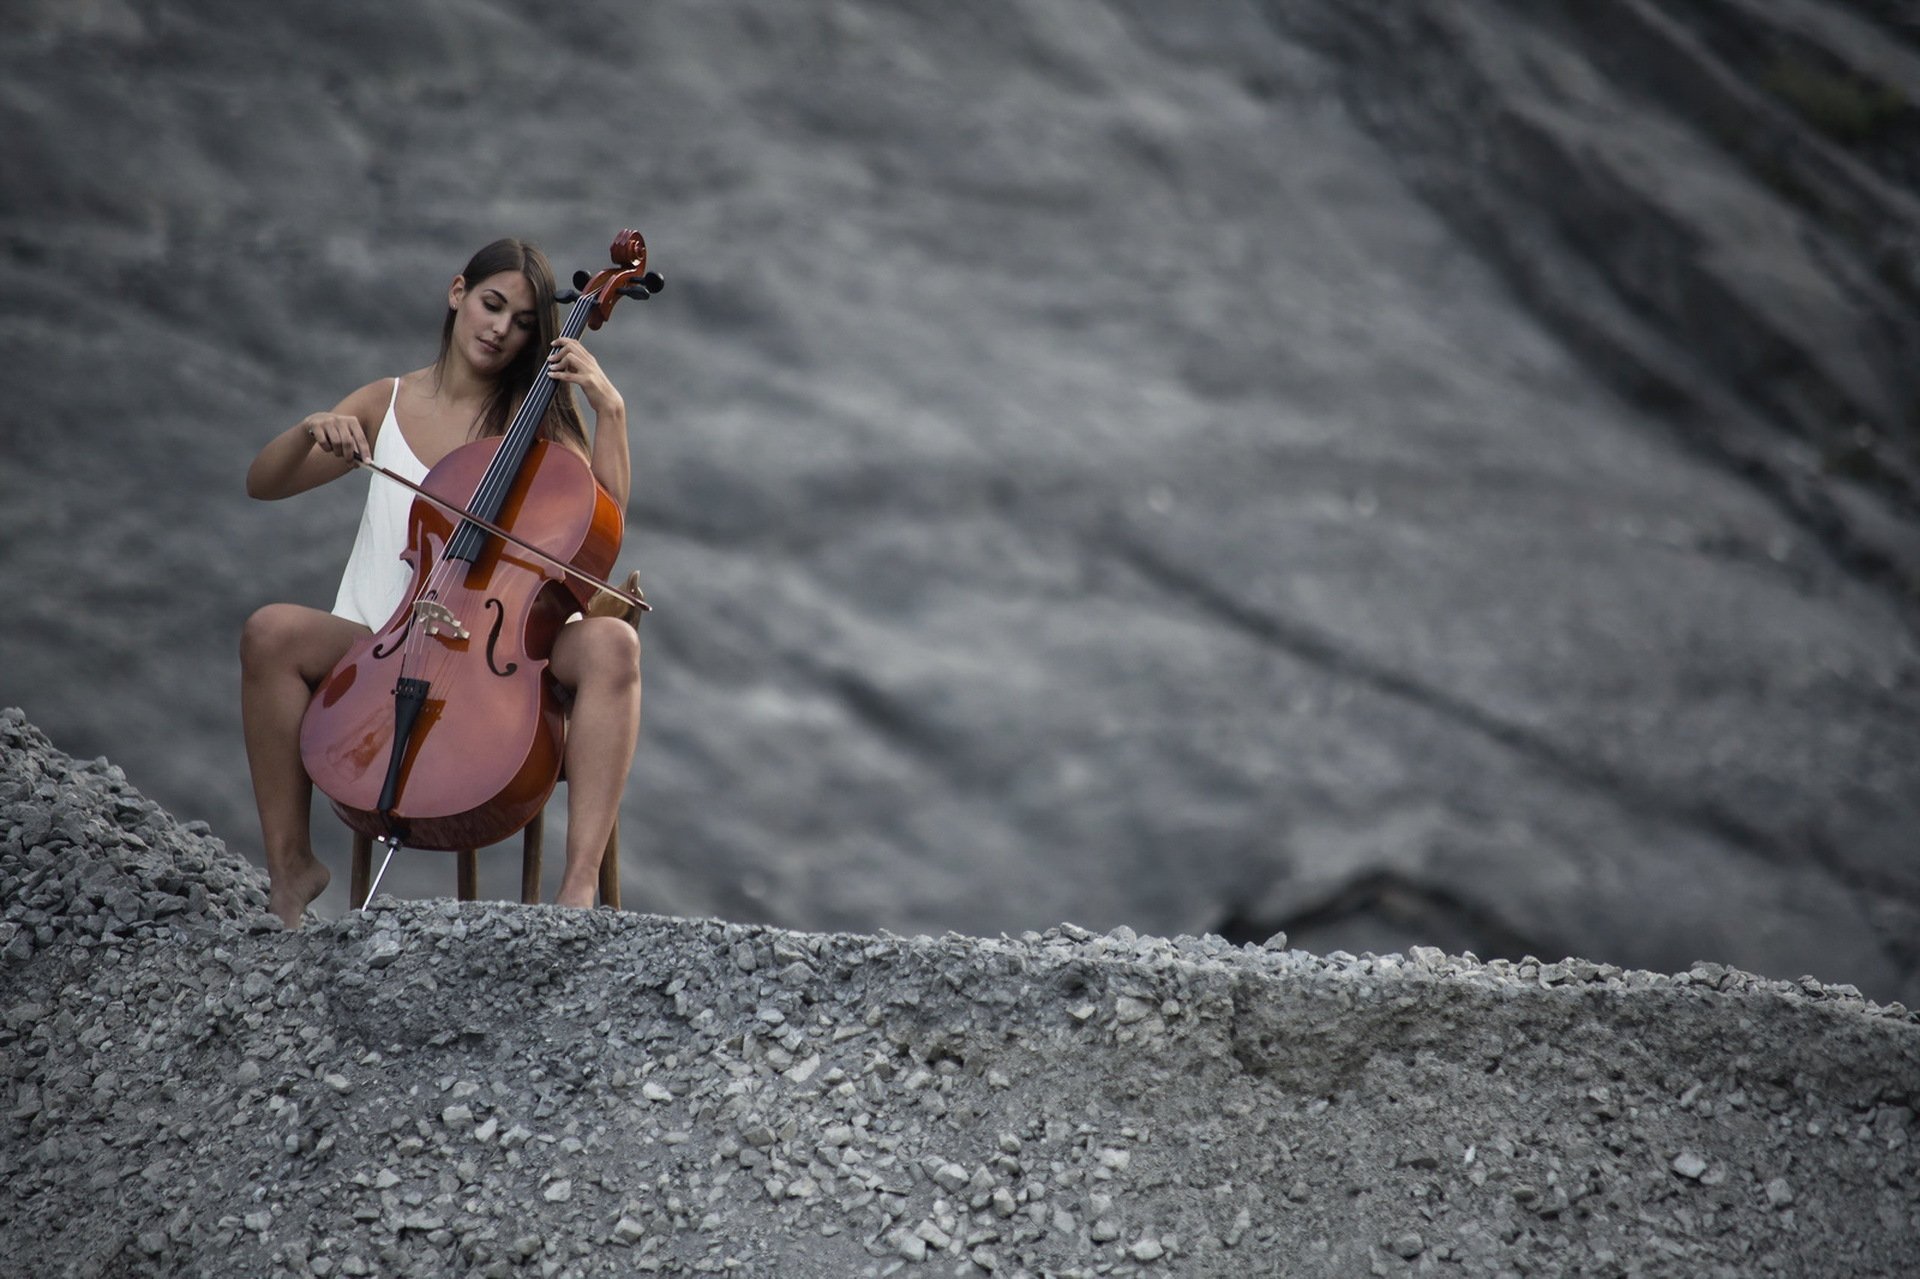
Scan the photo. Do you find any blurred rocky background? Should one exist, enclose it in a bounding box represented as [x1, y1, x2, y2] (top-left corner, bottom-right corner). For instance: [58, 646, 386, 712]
[3, 0, 1917, 1002]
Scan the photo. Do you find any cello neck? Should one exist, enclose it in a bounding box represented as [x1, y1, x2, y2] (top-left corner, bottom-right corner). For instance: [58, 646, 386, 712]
[445, 291, 601, 565]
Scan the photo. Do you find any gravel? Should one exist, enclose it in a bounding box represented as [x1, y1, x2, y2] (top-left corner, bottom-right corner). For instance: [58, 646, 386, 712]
[5, 706, 1918, 1277]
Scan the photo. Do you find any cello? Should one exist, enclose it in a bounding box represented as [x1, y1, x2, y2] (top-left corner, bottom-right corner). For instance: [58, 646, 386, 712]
[299, 230, 660, 869]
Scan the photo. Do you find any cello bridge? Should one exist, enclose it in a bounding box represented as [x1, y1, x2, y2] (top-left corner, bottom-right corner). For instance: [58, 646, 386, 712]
[413, 600, 470, 640]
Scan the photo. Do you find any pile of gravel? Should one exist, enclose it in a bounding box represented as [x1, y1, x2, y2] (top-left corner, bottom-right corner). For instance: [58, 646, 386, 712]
[4, 708, 1917, 1277]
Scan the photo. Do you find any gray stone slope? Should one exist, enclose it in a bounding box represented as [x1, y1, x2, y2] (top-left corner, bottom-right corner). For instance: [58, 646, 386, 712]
[6, 714, 1917, 1277]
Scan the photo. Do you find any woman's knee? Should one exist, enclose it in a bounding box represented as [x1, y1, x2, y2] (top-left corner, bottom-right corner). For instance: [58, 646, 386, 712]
[596, 619, 642, 685]
[240, 603, 308, 670]
[240, 604, 358, 679]
[566, 617, 641, 687]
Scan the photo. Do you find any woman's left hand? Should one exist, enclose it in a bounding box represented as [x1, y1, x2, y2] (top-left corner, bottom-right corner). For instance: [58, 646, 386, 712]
[546, 337, 623, 417]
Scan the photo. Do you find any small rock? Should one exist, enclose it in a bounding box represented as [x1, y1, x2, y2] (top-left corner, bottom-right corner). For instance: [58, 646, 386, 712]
[931, 1162, 970, 1193]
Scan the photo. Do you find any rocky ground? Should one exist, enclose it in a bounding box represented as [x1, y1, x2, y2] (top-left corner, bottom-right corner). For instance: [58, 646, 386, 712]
[7, 710, 1917, 1278]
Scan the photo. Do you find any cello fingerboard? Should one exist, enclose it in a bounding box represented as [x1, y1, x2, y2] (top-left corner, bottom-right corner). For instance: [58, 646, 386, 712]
[445, 292, 599, 565]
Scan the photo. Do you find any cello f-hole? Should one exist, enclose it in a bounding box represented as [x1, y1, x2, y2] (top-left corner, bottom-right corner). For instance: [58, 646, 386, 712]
[484, 597, 519, 677]
[371, 608, 417, 659]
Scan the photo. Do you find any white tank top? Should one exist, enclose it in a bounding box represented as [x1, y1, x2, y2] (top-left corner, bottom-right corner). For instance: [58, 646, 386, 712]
[330, 378, 429, 628]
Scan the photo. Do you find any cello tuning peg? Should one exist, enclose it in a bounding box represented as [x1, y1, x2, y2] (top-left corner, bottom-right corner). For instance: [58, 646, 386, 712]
[617, 272, 665, 302]
[573, 270, 592, 290]
[555, 289, 581, 303]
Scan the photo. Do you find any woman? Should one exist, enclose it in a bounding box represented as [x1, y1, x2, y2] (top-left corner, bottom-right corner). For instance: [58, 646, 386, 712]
[240, 237, 641, 928]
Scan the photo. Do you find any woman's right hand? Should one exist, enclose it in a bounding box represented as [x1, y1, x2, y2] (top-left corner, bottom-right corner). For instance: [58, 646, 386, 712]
[249, 378, 390, 500]
[301, 412, 371, 463]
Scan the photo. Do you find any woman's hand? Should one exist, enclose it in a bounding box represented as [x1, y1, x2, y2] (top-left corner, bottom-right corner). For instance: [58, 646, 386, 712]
[249, 379, 389, 500]
[546, 337, 624, 417]
[301, 411, 371, 464]
[548, 336, 631, 505]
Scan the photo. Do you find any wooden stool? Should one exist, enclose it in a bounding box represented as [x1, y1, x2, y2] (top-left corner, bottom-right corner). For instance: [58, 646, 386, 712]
[343, 569, 644, 911]
[347, 810, 620, 909]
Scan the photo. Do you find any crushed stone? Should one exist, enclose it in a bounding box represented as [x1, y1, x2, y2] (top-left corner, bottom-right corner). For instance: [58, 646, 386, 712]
[4, 707, 1917, 1276]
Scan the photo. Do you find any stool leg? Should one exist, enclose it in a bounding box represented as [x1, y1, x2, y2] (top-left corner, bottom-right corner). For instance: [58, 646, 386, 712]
[598, 819, 621, 910]
[350, 832, 373, 909]
[521, 809, 545, 905]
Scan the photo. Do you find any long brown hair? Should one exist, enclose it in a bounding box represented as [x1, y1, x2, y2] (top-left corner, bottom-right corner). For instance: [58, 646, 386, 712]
[434, 238, 589, 454]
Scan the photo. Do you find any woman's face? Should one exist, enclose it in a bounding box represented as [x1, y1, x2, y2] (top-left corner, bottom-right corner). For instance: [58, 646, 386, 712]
[448, 270, 538, 375]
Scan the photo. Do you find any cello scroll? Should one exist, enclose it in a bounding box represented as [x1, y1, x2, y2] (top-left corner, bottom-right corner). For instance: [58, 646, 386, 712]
[558, 229, 666, 330]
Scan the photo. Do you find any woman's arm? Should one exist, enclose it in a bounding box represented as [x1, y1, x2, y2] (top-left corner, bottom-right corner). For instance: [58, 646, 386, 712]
[546, 338, 629, 508]
[245, 379, 392, 501]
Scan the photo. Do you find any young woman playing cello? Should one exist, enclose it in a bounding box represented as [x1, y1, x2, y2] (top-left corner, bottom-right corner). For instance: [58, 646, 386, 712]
[241, 237, 641, 928]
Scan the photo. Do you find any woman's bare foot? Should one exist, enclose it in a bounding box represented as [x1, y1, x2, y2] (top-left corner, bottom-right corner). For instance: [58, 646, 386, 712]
[553, 876, 598, 909]
[268, 856, 331, 928]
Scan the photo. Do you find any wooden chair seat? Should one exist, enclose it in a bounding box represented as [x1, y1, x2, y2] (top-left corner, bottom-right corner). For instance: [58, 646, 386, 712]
[343, 570, 643, 911]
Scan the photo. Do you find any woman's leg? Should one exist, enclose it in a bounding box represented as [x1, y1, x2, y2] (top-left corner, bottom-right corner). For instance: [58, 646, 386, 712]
[546, 615, 642, 907]
[239, 604, 370, 927]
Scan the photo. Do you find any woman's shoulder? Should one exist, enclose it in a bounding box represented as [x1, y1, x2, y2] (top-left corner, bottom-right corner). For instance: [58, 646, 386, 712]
[344, 369, 439, 431]
[334, 375, 407, 427]
[393, 367, 435, 394]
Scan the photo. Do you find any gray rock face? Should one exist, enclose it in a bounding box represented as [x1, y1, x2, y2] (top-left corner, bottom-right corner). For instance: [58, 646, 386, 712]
[1, 2, 1917, 1002]
[4, 712, 1918, 1277]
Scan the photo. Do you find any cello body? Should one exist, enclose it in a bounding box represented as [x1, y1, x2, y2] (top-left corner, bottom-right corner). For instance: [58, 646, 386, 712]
[299, 437, 623, 851]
